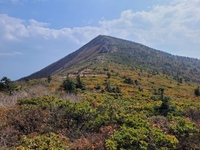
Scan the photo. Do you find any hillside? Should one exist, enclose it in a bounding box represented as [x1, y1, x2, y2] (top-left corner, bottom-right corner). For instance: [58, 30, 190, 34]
[21, 35, 200, 84]
[1, 35, 200, 149]
[1, 60, 200, 149]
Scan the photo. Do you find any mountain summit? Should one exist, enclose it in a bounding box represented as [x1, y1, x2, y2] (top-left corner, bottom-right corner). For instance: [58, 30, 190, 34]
[21, 35, 200, 83]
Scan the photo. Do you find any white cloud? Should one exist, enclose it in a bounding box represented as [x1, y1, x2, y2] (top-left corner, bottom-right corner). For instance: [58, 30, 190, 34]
[0, 0, 200, 58]
[97, 0, 200, 58]
[100, 1, 200, 45]
[0, 14, 107, 44]
[0, 14, 28, 41]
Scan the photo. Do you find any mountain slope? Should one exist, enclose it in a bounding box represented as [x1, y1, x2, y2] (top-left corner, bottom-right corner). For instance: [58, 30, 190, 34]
[20, 35, 112, 80]
[21, 35, 200, 83]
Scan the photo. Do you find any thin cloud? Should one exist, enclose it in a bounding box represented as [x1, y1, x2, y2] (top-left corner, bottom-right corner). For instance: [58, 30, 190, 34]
[11, 0, 47, 4]
[0, 52, 22, 56]
[11, 0, 19, 3]
[29, 19, 49, 27]
[10, 0, 27, 4]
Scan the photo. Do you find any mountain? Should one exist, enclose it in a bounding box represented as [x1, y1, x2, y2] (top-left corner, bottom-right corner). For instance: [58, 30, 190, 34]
[4, 35, 200, 149]
[21, 35, 200, 83]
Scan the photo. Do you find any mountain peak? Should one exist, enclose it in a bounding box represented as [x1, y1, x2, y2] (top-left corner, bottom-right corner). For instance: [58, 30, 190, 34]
[87, 35, 116, 46]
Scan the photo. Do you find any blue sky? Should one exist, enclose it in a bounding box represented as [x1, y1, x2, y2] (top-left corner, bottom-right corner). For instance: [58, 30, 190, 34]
[0, 0, 200, 80]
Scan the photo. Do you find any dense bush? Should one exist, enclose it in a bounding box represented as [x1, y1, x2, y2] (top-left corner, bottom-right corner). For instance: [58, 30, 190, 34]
[106, 116, 178, 150]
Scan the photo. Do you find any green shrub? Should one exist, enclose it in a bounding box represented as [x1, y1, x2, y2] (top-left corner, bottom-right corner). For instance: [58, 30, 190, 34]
[16, 133, 70, 150]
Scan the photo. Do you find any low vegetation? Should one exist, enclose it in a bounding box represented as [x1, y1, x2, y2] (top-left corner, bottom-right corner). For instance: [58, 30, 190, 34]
[0, 61, 200, 149]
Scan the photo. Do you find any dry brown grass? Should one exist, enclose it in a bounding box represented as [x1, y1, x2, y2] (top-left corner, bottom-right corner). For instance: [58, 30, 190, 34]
[0, 84, 51, 109]
[59, 93, 81, 102]
[25, 84, 51, 98]
[0, 92, 26, 109]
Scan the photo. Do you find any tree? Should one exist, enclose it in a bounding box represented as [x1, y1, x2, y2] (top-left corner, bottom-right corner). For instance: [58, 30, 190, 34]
[0, 77, 16, 92]
[194, 86, 200, 96]
[158, 88, 165, 100]
[76, 75, 86, 90]
[94, 84, 101, 90]
[124, 77, 133, 84]
[62, 77, 76, 93]
[105, 80, 112, 92]
[134, 79, 139, 85]
[159, 97, 170, 116]
[154, 95, 179, 116]
[47, 75, 52, 83]
[115, 86, 121, 93]
[178, 78, 183, 84]
[107, 72, 111, 79]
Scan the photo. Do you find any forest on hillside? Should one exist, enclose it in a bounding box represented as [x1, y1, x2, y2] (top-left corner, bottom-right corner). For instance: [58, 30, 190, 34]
[0, 63, 200, 149]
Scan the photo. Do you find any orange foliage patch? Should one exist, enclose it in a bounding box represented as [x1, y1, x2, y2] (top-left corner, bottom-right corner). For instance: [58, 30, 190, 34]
[51, 88, 56, 92]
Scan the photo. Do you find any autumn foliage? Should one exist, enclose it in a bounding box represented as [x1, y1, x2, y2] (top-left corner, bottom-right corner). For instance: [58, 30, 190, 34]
[0, 63, 200, 149]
